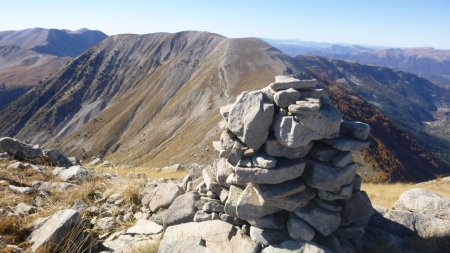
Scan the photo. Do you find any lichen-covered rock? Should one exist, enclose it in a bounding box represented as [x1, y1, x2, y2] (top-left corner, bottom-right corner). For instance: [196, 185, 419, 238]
[393, 188, 450, 220]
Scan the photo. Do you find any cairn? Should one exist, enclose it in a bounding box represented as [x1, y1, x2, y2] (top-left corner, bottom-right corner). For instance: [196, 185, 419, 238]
[192, 76, 374, 252]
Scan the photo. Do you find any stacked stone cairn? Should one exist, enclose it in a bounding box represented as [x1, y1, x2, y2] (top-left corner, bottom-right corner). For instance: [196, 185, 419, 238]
[192, 76, 374, 252]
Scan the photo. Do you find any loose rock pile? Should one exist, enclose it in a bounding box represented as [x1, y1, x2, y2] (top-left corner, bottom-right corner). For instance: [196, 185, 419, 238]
[184, 76, 374, 252]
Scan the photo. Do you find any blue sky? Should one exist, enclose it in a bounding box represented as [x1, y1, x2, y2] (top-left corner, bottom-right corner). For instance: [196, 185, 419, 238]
[1, 0, 449, 49]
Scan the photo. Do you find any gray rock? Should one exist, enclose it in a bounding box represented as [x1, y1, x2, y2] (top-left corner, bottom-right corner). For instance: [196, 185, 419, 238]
[227, 90, 274, 150]
[274, 106, 341, 148]
[126, 219, 163, 234]
[264, 137, 313, 159]
[258, 179, 306, 200]
[383, 209, 450, 238]
[247, 213, 286, 230]
[250, 226, 288, 247]
[96, 217, 116, 231]
[89, 157, 102, 166]
[303, 160, 357, 192]
[287, 213, 315, 241]
[164, 192, 199, 226]
[313, 198, 343, 212]
[203, 201, 225, 213]
[219, 188, 229, 203]
[317, 183, 353, 201]
[9, 185, 36, 194]
[220, 104, 232, 120]
[219, 130, 236, 158]
[331, 151, 352, 167]
[0, 208, 9, 217]
[341, 191, 374, 227]
[7, 161, 27, 169]
[340, 121, 371, 140]
[307, 143, 339, 162]
[149, 183, 184, 212]
[393, 188, 450, 220]
[224, 185, 244, 217]
[29, 209, 83, 252]
[158, 220, 260, 253]
[227, 141, 246, 166]
[220, 213, 244, 226]
[236, 183, 281, 220]
[0, 137, 43, 161]
[194, 211, 212, 222]
[149, 209, 168, 225]
[294, 202, 341, 236]
[273, 88, 301, 108]
[103, 231, 161, 253]
[68, 157, 81, 166]
[43, 149, 72, 167]
[352, 174, 362, 191]
[235, 158, 305, 185]
[321, 136, 370, 151]
[238, 157, 253, 167]
[160, 163, 183, 173]
[14, 202, 36, 215]
[262, 240, 332, 253]
[288, 98, 321, 115]
[272, 187, 316, 211]
[202, 168, 221, 194]
[252, 152, 277, 169]
[216, 158, 234, 187]
[54, 165, 91, 182]
[32, 181, 79, 192]
[269, 76, 318, 91]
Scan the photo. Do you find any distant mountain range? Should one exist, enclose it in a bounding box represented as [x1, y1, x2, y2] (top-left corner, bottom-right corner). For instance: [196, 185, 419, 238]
[0, 28, 107, 110]
[0, 31, 448, 182]
[265, 39, 450, 89]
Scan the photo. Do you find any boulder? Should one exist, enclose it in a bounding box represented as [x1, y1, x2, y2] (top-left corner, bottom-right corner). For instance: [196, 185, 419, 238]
[126, 219, 163, 234]
[287, 213, 315, 241]
[294, 202, 341, 236]
[340, 121, 371, 140]
[269, 76, 318, 91]
[273, 88, 301, 108]
[264, 138, 313, 159]
[262, 240, 331, 253]
[158, 220, 260, 253]
[164, 192, 199, 226]
[149, 183, 184, 212]
[29, 209, 85, 252]
[303, 160, 357, 192]
[43, 149, 72, 167]
[393, 188, 450, 220]
[235, 158, 305, 185]
[0, 137, 43, 161]
[227, 90, 274, 150]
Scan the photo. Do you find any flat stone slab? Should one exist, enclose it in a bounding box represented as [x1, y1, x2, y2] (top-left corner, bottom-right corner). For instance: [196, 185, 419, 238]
[236, 183, 281, 220]
[224, 185, 244, 217]
[258, 179, 306, 200]
[127, 219, 163, 234]
[272, 187, 316, 211]
[321, 136, 370, 151]
[273, 88, 301, 108]
[287, 213, 315, 241]
[288, 98, 321, 115]
[269, 76, 318, 91]
[294, 202, 341, 236]
[303, 160, 357, 192]
[340, 121, 371, 140]
[264, 138, 312, 159]
[235, 158, 305, 185]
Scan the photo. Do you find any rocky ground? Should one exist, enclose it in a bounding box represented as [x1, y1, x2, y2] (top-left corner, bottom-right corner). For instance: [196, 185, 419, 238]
[0, 76, 449, 253]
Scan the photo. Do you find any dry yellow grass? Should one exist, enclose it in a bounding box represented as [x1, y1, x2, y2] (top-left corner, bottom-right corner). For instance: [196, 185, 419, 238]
[362, 179, 450, 208]
[93, 165, 188, 180]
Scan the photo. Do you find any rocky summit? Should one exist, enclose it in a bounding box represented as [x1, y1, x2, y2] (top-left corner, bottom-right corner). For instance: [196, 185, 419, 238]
[0, 76, 449, 253]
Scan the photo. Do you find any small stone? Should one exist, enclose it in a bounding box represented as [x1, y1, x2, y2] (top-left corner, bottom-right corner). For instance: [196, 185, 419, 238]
[258, 179, 306, 200]
[273, 88, 301, 108]
[307, 143, 339, 162]
[264, 138, 313, 159]
[227, 141, 246, 166]
[14, 202, 36, 215]
[317, 183, 353, 201]
[96, 217, 116, 231]
[313, 198, 343, 212]
[340, 121, 371, 140]
[236, 183, 281, 220]
[250, 226, 288, 247]
[238, 157, 253, 167]
[9, 185, 36, 194]
[288, 98, 321, 115]
[269, 76, 318, 91]
[251, 152, 277, 169]
[224, 185, 244, 217]
[164, 192, 199, 226]
[194, 211, 212, 222]
[303, 160, 357, 192]
[287, 213, 315, 241]
[126, 219, 163, 234]
[220, 213, 244, 226]
[203, 201, 225, 213]
[271, 187, 316, 211]
[247, 213, 286, 230]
